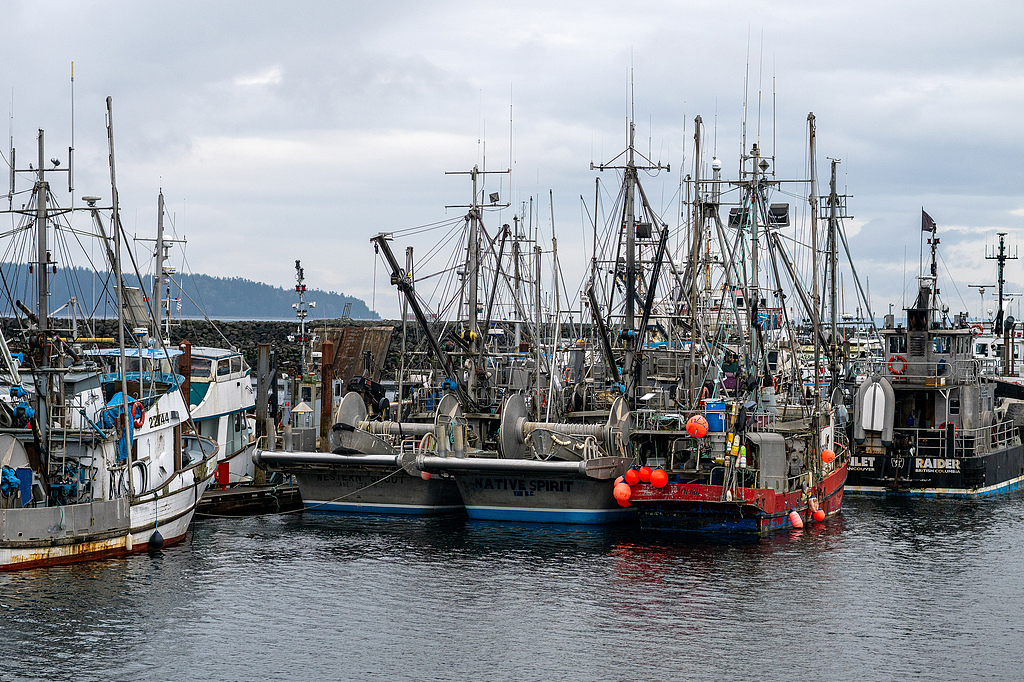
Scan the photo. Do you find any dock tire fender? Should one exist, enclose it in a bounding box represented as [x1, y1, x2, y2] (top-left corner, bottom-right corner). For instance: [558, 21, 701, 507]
[888, 354, 907, 375]
[132, 401, 145, 429]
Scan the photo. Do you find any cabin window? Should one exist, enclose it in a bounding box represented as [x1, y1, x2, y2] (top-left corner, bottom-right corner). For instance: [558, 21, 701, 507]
[335, 383, 341, 397]
[217, 360, 231, 377]
[231, 357, 243, 374]
[949, 398, 960, 415]
[191, 358, 213, 378]
[301, 386, 312, 403]
[888, 336, 907, 354]
[932, 336, 952, 354]
[975, 343, 988, 355]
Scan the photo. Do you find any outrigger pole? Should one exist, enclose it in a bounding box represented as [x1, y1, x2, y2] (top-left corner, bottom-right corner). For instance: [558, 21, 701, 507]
[372, 232, 473, 410]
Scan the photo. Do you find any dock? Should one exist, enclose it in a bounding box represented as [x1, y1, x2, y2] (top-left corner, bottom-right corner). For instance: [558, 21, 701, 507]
[197, 484, 303, 517]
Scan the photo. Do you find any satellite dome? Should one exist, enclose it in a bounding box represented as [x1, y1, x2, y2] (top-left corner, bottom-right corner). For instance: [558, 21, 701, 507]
[711, 158, 722, 171]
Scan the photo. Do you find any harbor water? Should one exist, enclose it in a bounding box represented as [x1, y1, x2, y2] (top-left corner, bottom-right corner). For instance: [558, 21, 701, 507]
[2, 494, 1023, 681]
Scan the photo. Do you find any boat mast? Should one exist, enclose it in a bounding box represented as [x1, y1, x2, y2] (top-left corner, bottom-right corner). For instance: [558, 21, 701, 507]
[29, 130, 52, 459]
[467, 167, 480, 399]
[807, 114, 821, 404]
[444, 164, 510, 405]
[985, 232, 1016, 335]
[827, 158, 840, 390]
[689, 116, 702, 404]
[591, 118, 669, 403]
[397, 245, 412, 418]
[152, 189, 166, 334]
[547, 196, 560, 422]
[34, 131, 49, 330]
[106, 96, 134, 497]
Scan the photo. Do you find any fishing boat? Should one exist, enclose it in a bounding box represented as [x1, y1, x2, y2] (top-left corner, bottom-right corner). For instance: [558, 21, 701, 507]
[580, 112, 848, 534]
[142, 190, 257, 489]
[261, 164, 634, 522]
[254, 391, 463, 514]
[848, 219, 1024, 496]
[371, 166, 633, 523]
[0, 102, 217, 570]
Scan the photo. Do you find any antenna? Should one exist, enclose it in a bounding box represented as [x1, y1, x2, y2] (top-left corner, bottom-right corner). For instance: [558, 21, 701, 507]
[756, 29, 763, 147]
[7, 92, 12, 209]
[741, 27, 750, 165]
[772, 59, 777, 160]
[69, 61, 75, 195]
[630, 54, 635, 125]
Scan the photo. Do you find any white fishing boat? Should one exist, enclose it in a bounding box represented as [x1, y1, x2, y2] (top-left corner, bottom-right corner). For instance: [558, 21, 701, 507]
[0, 100, 217, 570]
[142, 190, 256, 491]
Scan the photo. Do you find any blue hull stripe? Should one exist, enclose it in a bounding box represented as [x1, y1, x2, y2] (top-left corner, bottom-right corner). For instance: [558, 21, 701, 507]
[465, 506, 636, 524]
[847, 473, 1024, 498]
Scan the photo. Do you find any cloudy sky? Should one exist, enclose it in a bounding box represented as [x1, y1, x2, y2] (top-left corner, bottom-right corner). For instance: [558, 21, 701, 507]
[2, 0, 1022, 321]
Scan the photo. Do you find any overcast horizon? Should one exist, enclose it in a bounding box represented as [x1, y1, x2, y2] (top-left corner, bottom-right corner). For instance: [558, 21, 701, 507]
[2, 0, 1022, 322]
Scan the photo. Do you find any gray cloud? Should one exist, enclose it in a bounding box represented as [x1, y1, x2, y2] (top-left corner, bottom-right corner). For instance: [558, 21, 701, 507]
[1, 0, 1021, 319]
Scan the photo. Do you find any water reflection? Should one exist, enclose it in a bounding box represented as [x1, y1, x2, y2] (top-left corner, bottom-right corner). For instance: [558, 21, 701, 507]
[0, 493, 1021, 681]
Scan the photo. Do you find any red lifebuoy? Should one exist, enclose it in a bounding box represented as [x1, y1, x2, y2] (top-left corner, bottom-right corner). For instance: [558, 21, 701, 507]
[970, 324, 984, 335]
[563, 367, 571, 382]
[131, 401, 145, 429]
[888, 354, 907, 375]
[938, 421, 958, 434]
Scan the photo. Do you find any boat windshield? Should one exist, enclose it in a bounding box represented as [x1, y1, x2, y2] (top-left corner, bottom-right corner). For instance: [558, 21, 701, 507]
[191, 357, 213, 378]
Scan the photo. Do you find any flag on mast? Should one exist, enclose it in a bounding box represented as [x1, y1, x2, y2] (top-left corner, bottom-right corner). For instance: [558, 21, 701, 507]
[922, 209, 936, 232]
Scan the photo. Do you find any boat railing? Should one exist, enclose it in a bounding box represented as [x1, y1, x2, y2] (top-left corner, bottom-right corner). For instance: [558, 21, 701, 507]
[879, 357, 980, 385]
[898, 419, 1019, 458]
[632, 409, 689, 432]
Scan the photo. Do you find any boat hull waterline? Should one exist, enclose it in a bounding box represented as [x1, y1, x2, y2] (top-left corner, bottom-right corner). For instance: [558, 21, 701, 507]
[628, 463, 847, 535]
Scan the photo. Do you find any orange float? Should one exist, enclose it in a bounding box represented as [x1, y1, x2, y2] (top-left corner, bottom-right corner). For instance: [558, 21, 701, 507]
[686, 414, 709, 438]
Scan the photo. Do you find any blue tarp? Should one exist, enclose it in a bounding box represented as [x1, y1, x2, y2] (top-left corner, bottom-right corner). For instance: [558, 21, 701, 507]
[100, 392, 135, 462]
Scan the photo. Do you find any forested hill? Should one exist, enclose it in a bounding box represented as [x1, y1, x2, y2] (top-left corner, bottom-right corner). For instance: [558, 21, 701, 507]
[0, 264, 378, 320]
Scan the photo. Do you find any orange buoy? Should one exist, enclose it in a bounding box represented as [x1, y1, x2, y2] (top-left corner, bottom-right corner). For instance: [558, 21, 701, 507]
[616, 499, 631, 508]
[624, 469, 640, 485]
[821, 448, 836, 464]
[614, 475, 624, 486]
[613, 482, 632, 503]
[686, 414, 709, 438]
[812, 509, 826, 522]
[639, 466, 653, 483]
[789, 510, 803, 529]
[650, 468, 669, 488]
[420, 471, 432, 481]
